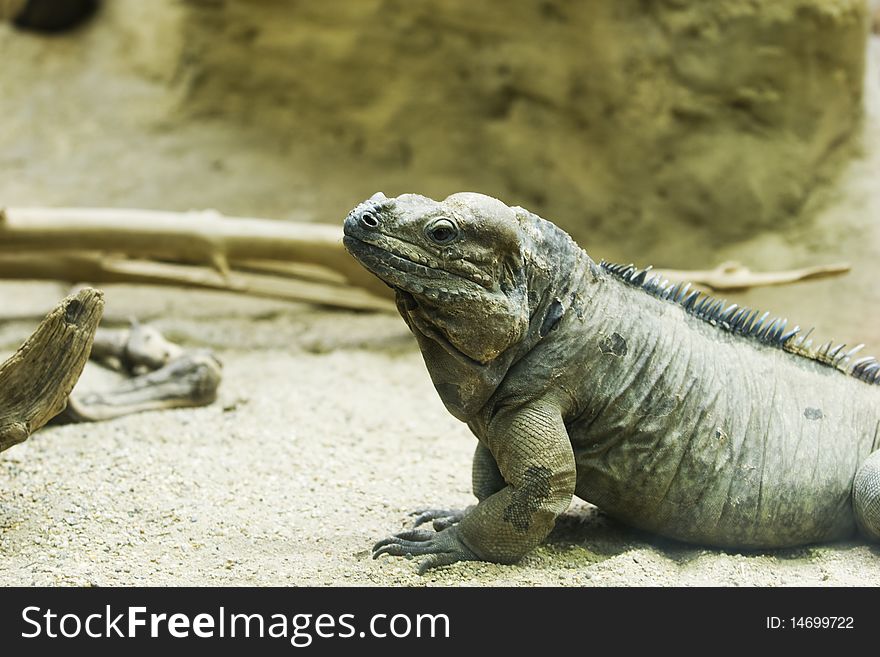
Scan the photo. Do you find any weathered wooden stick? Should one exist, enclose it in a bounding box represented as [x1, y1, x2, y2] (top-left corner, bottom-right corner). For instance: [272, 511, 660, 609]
[0, 287, 103, 452]
[51, 321, 223, 424]
[0, 207, 389, 297]
[90, 323, 185, 374]
[652, 261, 851, 292]
[0, 252, 395, 311]
[0, 207, 850, 306]
[230, 259, 349, 285]
[62, 350, 223, 423]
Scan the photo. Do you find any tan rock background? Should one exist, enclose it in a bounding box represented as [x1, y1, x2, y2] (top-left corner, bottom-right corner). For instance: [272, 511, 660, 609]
[177, 0, 868, 260]
[2, 0, 877, 345]
[0, 0, 872, 249]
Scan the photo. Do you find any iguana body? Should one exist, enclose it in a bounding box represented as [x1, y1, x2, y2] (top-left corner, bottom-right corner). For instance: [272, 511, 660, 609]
[343, 192, 880, 571]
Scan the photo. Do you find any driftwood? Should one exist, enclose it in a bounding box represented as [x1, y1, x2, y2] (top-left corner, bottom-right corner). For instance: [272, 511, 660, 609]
[651, 261, 851, 293]
[0, 207, 393, 306]
[0, 291, 221, 447]
[0, 207, 851, 312]
[0, 252, 394, 312]
[62, 350, 222, 423]
[58, 322, 223, 424]
[90, 322, 185, 374]
[0, 288, 103, 453]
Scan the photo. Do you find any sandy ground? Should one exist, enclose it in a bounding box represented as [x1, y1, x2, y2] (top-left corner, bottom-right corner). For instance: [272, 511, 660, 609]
[1, 282, 879, 587]
[1, 19, 880, 586]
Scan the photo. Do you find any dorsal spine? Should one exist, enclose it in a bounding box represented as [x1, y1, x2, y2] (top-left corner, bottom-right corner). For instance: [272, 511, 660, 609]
[599, 261, 878, 385]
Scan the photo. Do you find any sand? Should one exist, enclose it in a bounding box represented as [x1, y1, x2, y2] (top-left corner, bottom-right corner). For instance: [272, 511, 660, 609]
[1, 283, 878, 586]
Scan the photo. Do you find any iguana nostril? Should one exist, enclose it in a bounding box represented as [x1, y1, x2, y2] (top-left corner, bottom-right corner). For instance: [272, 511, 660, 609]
[360, 212, 379, 229]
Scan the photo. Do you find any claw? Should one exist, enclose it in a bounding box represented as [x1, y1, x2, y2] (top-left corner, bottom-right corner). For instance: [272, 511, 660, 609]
[431, 516, 459, 531]
[373, 529, 435, 555]
[373, 540, 446, 559]
[409, 507, 468, 530]
[370, 525, 479, 572]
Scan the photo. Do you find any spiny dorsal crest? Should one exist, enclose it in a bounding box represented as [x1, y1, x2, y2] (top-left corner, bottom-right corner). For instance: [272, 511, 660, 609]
[600, 261, 879, 385]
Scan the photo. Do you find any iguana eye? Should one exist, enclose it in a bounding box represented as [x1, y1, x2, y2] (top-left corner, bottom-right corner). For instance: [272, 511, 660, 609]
[425, 218, 459, 245]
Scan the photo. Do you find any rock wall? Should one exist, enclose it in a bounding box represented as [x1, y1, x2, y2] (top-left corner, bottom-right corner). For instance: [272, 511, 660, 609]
[176, 0, 870, 261]
[0, 0, 870, 262]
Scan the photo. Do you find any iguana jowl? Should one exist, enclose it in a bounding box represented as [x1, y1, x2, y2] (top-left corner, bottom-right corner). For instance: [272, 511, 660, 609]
[343, 192, 880, 572]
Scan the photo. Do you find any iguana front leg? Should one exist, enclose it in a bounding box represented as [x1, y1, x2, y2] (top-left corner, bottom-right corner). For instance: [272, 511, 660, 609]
[373, 402, 576, 571]
[410, 443, 506, 530]
[471, 441, 507, 501]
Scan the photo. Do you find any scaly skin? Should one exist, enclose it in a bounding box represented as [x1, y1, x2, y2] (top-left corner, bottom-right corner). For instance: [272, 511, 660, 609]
[343, 192, 880, 572]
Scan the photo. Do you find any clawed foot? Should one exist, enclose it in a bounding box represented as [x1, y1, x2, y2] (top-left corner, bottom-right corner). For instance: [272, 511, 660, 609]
[372, 526, 478, 574]
[409, 506, 471, 531]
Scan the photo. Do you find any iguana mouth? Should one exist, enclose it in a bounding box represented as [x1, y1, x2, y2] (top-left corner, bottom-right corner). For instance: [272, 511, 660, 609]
[343, 235, 440, 288]
[344, 237, 491, 366]
[343, 236, 438, 274]
[342, 235, 484, 297]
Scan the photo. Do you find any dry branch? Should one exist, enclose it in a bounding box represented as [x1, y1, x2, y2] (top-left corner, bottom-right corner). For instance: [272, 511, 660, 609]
[0, 252, 395, 311]
[0, 287, 103, 452]
[0, 207, 850, 309]
[652, 261, 851, 292]
[90, 323, 185, 374]
[63, 350, 223, 423]
[53, 322, 222, 424]
[0, 206, 389, 297]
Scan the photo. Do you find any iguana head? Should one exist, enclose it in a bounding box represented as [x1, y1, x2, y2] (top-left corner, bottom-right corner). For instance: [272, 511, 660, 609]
[343, 191, 532, 362]
[344, 192, 580, 418]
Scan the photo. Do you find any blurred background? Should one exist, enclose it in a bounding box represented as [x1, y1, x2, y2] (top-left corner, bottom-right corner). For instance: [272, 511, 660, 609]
[1, 0, 878, 340]
[1, 0, 879, 585]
